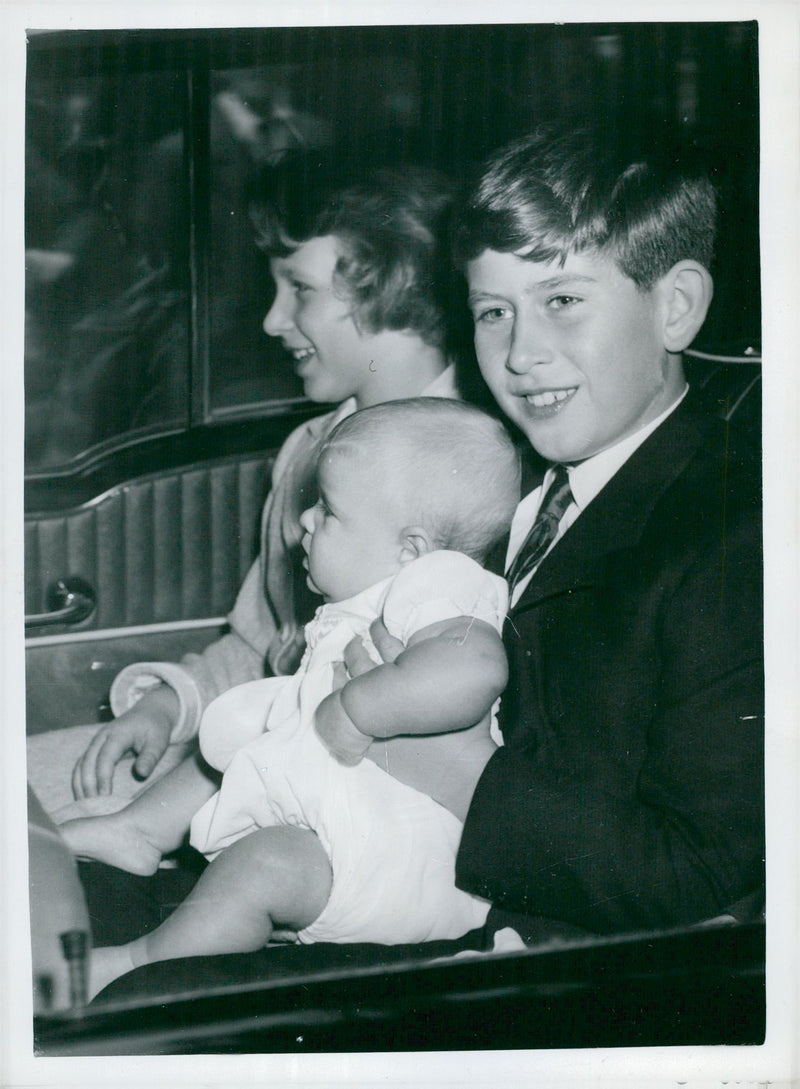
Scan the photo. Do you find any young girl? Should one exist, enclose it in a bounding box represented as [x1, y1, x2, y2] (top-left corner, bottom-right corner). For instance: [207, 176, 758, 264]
[28, 154, 467, 814]
[61, 398, 521, 997]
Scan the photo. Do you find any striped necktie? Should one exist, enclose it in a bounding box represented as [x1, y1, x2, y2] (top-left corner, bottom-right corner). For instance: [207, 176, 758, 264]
[506, 464, 573, 593]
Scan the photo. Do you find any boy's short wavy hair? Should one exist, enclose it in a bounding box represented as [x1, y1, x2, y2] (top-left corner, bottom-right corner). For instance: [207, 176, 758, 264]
[250, 150, 459, 350]
[452, 128, 717, 289]
[320, 398, 521, 564]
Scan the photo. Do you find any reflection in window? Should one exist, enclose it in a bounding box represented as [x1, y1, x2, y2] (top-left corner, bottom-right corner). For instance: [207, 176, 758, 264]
[25, 70, 191, 472]
[24, 27, 760, 467]
[206, 59, 424, 417]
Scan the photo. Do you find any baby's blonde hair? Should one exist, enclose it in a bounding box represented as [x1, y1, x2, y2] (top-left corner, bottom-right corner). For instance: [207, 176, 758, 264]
[319, 398, 521, 563]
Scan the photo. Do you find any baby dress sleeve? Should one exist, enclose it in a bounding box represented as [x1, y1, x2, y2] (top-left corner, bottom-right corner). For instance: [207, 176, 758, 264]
[381, 551, 508, 645]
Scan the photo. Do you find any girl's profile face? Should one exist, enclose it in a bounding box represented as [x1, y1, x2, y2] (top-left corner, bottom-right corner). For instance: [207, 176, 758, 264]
[298, 449, 404, 603]
[262, 235, 389, 409]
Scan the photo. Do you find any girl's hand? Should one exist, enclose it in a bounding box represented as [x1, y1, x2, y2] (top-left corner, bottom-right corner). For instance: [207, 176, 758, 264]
[71, 690, 177, 799]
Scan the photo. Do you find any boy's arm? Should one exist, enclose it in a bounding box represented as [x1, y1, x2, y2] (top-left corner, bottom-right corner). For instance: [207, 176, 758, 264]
[314, 617, 507, 765]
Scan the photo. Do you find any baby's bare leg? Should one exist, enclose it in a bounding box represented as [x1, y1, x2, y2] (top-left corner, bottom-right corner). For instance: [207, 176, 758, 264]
[60, 754, 220, 875]
[90, 826, 331, 999]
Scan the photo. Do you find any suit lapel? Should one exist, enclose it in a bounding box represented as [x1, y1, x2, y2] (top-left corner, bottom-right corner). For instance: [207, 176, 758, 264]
[511, 389, 713, 612]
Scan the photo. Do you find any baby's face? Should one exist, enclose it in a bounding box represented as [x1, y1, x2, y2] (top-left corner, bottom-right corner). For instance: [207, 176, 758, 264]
[299, 450, 405, 603]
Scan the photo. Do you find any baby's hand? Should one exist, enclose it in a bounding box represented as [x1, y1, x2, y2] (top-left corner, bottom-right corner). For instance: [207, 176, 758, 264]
[314, 688, 372, 767]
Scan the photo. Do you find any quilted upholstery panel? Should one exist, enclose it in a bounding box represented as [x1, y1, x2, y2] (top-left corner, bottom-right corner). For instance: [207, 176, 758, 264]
[25, 454, 273, 630]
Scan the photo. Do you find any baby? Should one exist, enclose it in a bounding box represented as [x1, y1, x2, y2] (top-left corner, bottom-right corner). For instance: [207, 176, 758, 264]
[62, 398, 521, 997]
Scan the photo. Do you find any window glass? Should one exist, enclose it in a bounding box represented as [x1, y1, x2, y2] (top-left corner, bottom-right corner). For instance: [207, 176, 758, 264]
[206, 58, 426, 417]
[25, 68, 191, 472]
[205, 26, 760, 420]
[24, 26, 760, 471]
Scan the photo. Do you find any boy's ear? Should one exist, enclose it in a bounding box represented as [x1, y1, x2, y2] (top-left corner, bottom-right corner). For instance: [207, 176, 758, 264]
[658, 260, 714, 353]
[398, 525, 434, 565]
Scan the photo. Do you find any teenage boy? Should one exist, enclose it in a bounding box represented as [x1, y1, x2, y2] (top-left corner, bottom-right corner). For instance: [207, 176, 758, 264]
[446, 128, 764, 939]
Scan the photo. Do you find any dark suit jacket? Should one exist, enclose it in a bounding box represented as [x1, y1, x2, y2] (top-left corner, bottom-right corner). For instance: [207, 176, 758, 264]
[457, 388, 765, 934]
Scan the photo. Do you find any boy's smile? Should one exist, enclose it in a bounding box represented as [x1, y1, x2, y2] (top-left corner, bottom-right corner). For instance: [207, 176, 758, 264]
[467, 248, 686, 464]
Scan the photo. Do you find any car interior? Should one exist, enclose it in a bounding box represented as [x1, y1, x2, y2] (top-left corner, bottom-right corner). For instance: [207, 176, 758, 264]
[22, 21, 764, 1055]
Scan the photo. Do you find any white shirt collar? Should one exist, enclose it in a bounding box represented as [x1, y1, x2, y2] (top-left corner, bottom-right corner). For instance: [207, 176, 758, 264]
[507, 385, 688, 599]
[423, 362, 459, 399]
[567, 384, 689, 513]
[336, 363, 458, 424]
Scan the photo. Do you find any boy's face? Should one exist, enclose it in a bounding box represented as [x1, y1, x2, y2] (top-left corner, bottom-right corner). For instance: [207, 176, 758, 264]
[263, 235, 387, 409]
[299, 450, 404, 603]
[466, 248, 685, 464]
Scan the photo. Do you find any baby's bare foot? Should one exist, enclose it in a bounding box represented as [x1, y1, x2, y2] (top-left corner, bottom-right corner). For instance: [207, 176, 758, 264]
[59, 813, 162, 876]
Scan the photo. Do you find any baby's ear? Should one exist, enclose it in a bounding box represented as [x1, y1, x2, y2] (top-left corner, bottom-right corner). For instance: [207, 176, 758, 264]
[658, 260, 714, 353]
[398, 526, 434, 565]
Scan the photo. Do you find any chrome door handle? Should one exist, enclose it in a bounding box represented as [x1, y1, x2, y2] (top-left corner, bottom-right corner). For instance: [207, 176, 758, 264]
[25, 577, 96, 630]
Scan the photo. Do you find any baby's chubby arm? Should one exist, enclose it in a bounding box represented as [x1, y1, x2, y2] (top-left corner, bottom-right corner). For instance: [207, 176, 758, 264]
[314, 616, 507, 765]
[314, 662, 371, 766]
[345, 616, 507, 737]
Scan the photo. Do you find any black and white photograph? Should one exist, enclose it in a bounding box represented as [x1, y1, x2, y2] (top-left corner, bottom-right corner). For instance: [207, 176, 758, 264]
[2, 1, 798, 1085]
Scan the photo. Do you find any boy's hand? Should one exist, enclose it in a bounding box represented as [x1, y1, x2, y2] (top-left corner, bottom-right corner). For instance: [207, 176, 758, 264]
[343, 618, 405, 677]
[314, 687, 372, 767]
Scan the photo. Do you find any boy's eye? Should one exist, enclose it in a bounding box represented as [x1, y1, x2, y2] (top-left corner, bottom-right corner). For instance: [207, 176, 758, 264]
[547, 294, 581, 310]
[291, 278, 312, 295]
